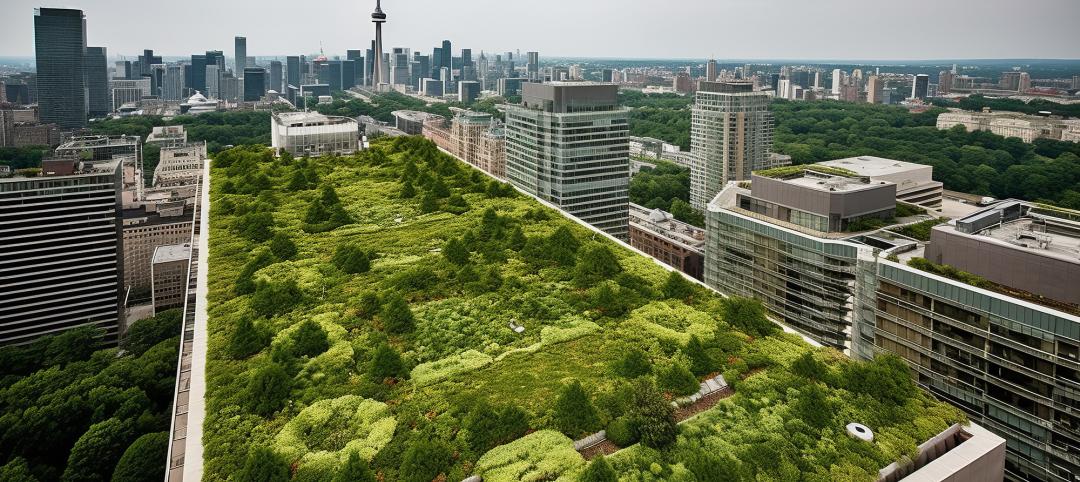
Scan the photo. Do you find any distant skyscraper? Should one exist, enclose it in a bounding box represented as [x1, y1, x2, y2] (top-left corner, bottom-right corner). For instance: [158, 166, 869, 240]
[347, 50, 365, 86]
[705, 59, 718, 82]
[689, 81, 773, 211]
[371, 0, 387, 89]
[504, 82, 630, 239]
[866, 75, 883, 104]
[139, 49, 160, 77]
[234, 36, 247, 77]
[831, 68, 843, 94]
[206, 50, 225, 71]
[601, 69, 614, 82]
[458, 80, 480, 103]
[269, 61, 283, 94]
[86, 46, 109, 118]
[34, 8, 87, 129]
[190, 54, 207, 93]
[163, 64, 185, 101]
[115, 60, 132, 79]
[911, 74, 929, 100]
[243, 68, 266, 101]
[432, 47, 444, 77]
[462, 48, 472, 67]
[526, 51, 539, 81]
[441, 40, 452, 74]
[286, 55, 301, 89]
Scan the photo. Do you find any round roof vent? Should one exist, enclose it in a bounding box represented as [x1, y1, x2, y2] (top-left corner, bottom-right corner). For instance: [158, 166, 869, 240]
[846, 423, 873, 442]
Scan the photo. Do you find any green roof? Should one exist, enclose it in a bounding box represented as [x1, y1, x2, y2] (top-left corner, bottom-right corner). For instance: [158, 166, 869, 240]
[204, 138, 965, 481]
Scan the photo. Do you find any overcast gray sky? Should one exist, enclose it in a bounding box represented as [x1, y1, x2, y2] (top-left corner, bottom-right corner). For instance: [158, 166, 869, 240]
[3, 0, 1079, 60]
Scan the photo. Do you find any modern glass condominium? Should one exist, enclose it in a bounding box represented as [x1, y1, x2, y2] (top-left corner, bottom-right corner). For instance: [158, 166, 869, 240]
[504, 82, 630, 239]
[689, 81, 772, 211]
[34, 8, 87, 129]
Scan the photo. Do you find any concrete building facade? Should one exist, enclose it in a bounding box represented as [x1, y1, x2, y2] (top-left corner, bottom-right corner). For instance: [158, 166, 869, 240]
[504, 82, 630, 239]
[628, 203, 706, 280]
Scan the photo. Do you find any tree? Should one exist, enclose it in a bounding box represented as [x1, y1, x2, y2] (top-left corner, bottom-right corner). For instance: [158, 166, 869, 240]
[615, 348, 652, 378]
[229, 317, 268, 359]
[419, 192, 438, 213]
[355, 291, 381, 319]
[399, 439, 452, 482]
[320, 185, 341, 205]
[661, 270, 696, 301]
[380, 294, 415, 334]
[236, 250, 275, 295]
[239, 211, 275, 242]
[685, 335, 714, 376]
[605, 416, 638, 446]
[269, 232, 297, 260]
[430, 176, 450, 198]
[792, 352, 827, 382]
[669, 198, 704, 227]
[121, 309, 181, 357]
[333, 452, 375, 482]
[251, 279, 302, 318]
[464, 402, 530, 452]
[508, 226, 527, 251]
[111, 432, 168, 482]
[630, 379, 677, 449]
[551, 380, 601, 437]
[236, 446, 290, 482]
[547, 226, 580, 266]
[574, 245, 623, 287]
[591, 282, 628, 316]
[334, 244, 371, 274]
[368, 343, 407, 381]
[244, 363, 292, 417]
[61, 417, 134, 482]
[721, 297, 777, 338]
[580, 455, 618, 482]
[0, 458, 37, 482]
[292, 319, 329, 358]
[400, 180, 416, 198]
[443, 237, 470, 265]
[793, 383, 833, 430]
[658, 361, 699, 396]
[842, 353, 916, 406]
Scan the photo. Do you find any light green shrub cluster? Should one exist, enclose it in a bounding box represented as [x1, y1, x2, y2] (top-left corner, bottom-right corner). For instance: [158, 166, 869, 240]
[410, 349, 494, 386]
[474, 430, 585, 482]
[273, 395, 396, 469]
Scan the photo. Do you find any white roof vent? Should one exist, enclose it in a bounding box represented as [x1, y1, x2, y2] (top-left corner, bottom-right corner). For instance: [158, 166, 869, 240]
[847, 423, 874, 442]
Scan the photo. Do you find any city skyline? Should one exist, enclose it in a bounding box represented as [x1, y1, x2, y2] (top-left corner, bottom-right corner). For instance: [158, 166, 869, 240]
[2, 0, 1080, 60]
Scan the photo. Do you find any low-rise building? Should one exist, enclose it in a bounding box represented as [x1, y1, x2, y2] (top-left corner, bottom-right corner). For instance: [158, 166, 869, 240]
[628, 203, 705, 279]
[271, 111, 360, 157]
[151, 243, 191, 314]
[12, 123, 61, 147]
[392, 110, 440, 135]
[936, 108, 1080, 144]
[123, 203, 194, 302]
[153, 143, 206, 188]
[421, 110, 507, 179]
[145, 125, 188, 147]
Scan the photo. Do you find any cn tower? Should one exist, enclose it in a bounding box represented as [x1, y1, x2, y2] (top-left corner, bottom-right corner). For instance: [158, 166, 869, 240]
[371, 0, 386, 89]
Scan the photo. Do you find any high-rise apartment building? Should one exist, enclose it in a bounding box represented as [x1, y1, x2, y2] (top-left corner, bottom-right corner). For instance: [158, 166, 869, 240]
[0, 159, 124, 346]
[347, 50, 365, 87]
[34, 8, 87, 129]
[86, 46, 109, 118]
[688, 81, 773, 211]
[526, 51, 539, 81]
[831, 68, 843, 94]
[504, 82, 630, 239]
[866, 75, 883, 104]
[705, 59, 718, 82]
[441, 40, 452, 75]
[234, 36, 247, 77]
[911, 74, 930, 100]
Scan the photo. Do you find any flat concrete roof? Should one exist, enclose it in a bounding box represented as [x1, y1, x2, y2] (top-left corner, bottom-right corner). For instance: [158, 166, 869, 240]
[783, 172, 890, 193]
[153, 243, 191, 264]
[817, 156, 930, 177]
[977, 218, 1080, 263]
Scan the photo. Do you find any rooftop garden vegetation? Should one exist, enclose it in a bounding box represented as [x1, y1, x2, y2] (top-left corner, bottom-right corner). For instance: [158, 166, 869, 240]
[0, 310, 182, 481]
[204, 137, 964, 481]
[753, 164, 859, 179]
[888, 217, 949, 241]
[906, 257, 1080, 316]
[315, 91, 507, 123]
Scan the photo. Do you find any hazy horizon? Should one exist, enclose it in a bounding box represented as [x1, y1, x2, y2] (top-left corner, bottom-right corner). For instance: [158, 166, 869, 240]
[2, 0, 1079, 60]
